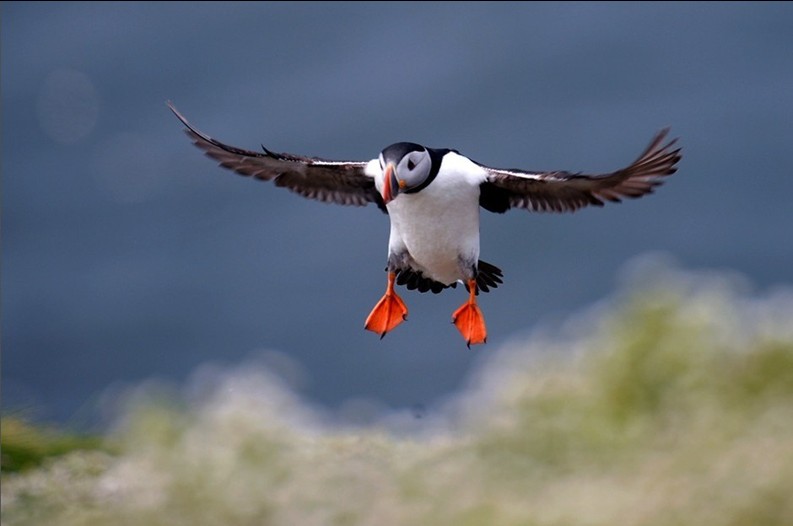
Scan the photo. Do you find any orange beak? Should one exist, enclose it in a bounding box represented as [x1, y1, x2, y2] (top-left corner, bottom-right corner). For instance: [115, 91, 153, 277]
[382, 163, 399, 204]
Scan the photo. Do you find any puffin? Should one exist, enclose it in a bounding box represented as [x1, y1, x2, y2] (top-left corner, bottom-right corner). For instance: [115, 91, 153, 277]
[168, 102, 681, 347]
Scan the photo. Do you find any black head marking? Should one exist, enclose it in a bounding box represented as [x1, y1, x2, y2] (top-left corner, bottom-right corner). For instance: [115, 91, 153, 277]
[379, 143, 454, 195]
[380, 142, 426, 165]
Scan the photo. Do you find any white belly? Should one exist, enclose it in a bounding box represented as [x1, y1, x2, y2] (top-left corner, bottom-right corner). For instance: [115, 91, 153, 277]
[387, 168, 482, 285]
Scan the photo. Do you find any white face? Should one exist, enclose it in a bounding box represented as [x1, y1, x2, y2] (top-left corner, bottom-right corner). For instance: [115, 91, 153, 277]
[392, 149, 432, 191]
[376, 143, 432, 197]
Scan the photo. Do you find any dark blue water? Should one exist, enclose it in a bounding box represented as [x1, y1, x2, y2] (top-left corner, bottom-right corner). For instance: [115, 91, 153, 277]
[3, 2, 792, 427]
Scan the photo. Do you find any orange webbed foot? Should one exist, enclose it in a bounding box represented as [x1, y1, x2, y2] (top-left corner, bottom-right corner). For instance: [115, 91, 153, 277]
[451, 279, 487, 348]
[365, 273, 408, 339]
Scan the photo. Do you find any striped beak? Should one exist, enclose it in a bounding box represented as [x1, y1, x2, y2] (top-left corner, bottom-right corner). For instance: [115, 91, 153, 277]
[381, 162, 399, 204]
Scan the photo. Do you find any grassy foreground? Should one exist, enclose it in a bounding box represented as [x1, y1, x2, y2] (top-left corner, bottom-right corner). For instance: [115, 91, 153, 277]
[1, 417, 107, 474]
[2, 263, 792, 525]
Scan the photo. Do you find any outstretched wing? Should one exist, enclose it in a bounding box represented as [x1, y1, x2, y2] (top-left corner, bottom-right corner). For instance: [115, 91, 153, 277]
[168, 102, 387, 212]
[477, 128, 681, 213]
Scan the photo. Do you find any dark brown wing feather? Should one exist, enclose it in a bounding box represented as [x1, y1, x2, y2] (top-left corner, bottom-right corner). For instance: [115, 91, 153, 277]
[168, 102, 386, 212]
[479, 128, 681, 213]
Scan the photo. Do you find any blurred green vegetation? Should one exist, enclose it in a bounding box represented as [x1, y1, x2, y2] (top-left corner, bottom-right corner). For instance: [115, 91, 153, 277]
[1, 416, 107, 473]
[2, 274, 792, 525]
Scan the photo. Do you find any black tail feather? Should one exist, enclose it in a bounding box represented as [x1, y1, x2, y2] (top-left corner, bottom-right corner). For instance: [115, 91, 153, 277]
[395, 260, 504, 295]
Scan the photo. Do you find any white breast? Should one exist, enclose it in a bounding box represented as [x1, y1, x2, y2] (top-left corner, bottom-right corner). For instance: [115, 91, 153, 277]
[386, 152, 489, 285]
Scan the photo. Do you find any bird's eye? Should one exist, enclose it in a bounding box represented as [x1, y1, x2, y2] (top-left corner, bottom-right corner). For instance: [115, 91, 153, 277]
[407, 159, 416, 170]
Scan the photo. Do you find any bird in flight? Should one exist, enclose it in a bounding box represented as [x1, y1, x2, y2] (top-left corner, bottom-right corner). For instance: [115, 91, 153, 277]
[168, 102, 681, 347]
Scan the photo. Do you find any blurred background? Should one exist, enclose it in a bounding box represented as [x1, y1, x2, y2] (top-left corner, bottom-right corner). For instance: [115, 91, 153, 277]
[3, 1, 792, 428]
